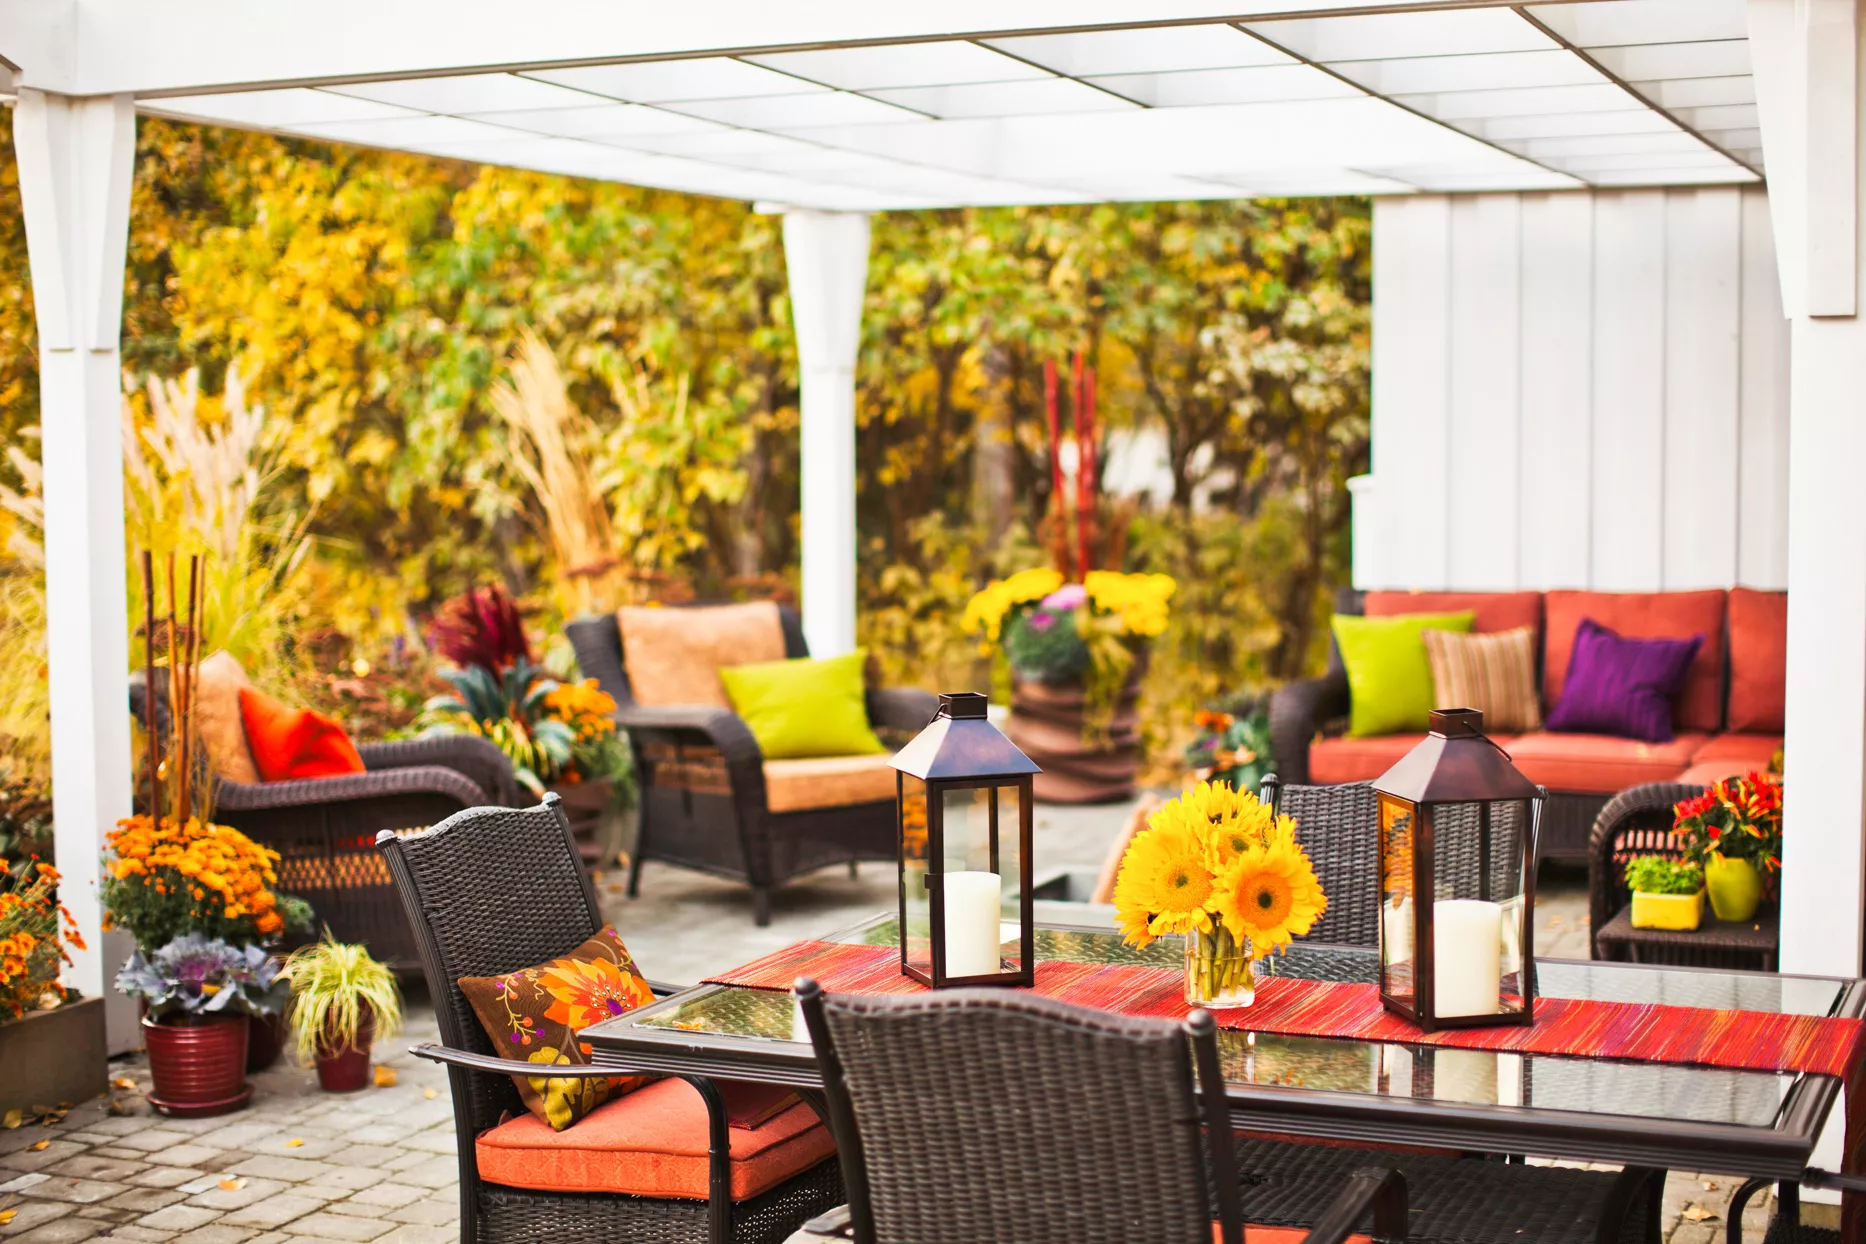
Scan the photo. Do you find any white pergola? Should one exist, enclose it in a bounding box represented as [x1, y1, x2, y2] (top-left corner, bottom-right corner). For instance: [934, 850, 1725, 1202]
[4, 0, 1863, 1057]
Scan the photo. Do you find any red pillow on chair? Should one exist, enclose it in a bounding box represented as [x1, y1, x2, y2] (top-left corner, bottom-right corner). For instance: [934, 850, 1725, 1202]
[237, 686, 366, 781]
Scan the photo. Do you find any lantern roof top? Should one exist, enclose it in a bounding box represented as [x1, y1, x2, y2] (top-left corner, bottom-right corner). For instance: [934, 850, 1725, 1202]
[1372, 708, 1542, 804]
[890, 691, 1042, 782]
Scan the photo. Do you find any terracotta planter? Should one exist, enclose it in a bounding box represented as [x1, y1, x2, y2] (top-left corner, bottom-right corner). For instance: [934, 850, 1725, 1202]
[313, 1015, 374, 1092]
[0, 996, 108, 1113]
[143, 1013, 251, 1117]
[547, 776, 614, 867]
[1003, 665, 1145, 804]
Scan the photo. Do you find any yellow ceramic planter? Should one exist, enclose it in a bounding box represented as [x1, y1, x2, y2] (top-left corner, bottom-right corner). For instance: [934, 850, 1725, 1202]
[1630, 888, 1705, 931]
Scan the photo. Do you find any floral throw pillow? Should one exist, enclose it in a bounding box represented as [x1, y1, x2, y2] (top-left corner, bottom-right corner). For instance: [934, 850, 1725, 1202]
[457, 926, 656, 1131]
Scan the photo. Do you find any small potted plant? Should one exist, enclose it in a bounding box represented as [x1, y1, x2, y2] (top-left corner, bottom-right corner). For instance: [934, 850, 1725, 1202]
[1672, 771, 1783, 922]
[1625, 856, 1705, 931]
[117, 934, 287, 1116]
[279, 935, 403, 1092]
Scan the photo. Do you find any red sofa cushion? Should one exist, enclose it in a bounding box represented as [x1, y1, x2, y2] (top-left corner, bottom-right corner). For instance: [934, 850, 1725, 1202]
[1676, 733, 1784, 787]
[475, 1077, 835, 1201]
[1543, 591, 1726, 733]
[1726, 588, 1787, 733]
[1504, 731, 1708, 795]
[1310, 734, 1522, 785]
[1364, 591, 1543, 641]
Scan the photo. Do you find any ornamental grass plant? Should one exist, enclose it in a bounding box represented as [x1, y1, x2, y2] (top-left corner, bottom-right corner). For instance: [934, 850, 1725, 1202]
[279, 934, 403, 1062]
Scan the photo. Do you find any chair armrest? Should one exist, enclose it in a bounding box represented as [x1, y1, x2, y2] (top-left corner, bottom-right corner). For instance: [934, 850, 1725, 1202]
[865, 686, 937, 738]
[214, 766, 486, 813]
[1268, 669, 1349, 786]
[797, 1205, 855, 1241]
[409, 1041, 634, 1079]
[359, 736, 524, 807]
[1587, 782, 1699, 957]
[648, 980, 684, 997]
[614, 703, 768, 830]
[1303, 1167, 1407, 1244]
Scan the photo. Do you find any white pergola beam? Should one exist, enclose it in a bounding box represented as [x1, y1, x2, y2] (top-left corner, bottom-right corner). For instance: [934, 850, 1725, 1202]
[5, 0, 1518, 96]
[783, 209, 870, 659]
[13, 88, 139, 1052]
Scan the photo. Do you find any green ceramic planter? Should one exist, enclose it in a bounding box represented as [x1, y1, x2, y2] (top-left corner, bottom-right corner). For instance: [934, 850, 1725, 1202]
[1704, 855, 1764, 923]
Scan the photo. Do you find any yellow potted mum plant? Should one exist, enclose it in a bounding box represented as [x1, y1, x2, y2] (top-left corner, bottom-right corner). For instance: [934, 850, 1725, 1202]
[1113, 781, 1326, 1008]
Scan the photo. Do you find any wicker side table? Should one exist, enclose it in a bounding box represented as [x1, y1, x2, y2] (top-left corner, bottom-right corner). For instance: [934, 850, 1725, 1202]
[1593, 905, 1778, 971]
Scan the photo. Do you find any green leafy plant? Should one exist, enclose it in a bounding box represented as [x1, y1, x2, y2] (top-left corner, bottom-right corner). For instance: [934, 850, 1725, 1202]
[1624, 856, 1703, 897]
[278, 934, 403, 1063]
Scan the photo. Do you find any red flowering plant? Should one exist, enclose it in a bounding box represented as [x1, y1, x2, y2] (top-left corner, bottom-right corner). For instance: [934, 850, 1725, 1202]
[1672, 771, 1784, 876]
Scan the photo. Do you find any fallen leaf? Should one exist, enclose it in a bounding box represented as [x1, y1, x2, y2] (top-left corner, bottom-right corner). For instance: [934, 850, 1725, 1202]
[218, 1177, 246, 1192]
[423, 1088, 438, 1100]
[1, 1109, 19, 1129]
[27, 1140, 49, 1152]
[283, 1138, 304, 1148]
[111, 1077, 136, 1091]
[1702, 1180, 1720, 1191]
[0, 1209, 15, 1226]
[1681, 1205, 1719, 1223]
[372, 1066, 397, 1088]
[105, 1097, 135, 1117]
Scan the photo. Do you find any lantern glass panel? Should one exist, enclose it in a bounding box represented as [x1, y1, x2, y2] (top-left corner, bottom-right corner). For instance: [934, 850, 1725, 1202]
[1377, 793, 1417, 1012]
[1427, 798, 1532, 1019]
[899, 772, 932, 981]
[936, 784, 1020, 979]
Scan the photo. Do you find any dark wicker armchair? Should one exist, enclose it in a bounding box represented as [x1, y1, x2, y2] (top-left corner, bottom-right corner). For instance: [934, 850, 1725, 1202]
[567, 606, 936, 926]
[793, 982, 1407, 1244]
[382, 797, 845, 1244]
[130, 671, 525, 971]
[1260, 777, 1380, 948]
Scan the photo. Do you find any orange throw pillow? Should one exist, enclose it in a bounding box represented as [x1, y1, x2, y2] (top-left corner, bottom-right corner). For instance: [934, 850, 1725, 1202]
[237, 686, 366, 781]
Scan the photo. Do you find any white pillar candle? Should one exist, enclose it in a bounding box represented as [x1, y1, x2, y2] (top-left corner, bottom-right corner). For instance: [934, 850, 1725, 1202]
[1382, 897, 1414, 963]
[1433, 899, 1502, 1018]
[942, 871, 1003, 978]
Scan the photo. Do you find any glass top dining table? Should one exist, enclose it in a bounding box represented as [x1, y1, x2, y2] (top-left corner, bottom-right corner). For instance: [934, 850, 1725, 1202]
[581, 915, 1866, 1181]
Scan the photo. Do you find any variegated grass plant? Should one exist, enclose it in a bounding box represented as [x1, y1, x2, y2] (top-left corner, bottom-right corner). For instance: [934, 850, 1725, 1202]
[279, 934, 403, 1062]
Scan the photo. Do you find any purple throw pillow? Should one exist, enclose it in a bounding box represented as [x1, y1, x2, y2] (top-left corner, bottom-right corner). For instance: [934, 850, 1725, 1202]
[1545, 618, 1703, 743]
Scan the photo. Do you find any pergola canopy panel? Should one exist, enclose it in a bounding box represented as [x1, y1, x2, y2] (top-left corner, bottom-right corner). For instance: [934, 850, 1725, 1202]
[34, 0, 1758, 208]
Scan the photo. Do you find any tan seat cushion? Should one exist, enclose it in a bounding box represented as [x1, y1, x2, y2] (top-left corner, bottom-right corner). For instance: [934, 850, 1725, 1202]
[194, 651, 261, 784]
[618, 603, 787, 708]
[764, 754, 896, 814]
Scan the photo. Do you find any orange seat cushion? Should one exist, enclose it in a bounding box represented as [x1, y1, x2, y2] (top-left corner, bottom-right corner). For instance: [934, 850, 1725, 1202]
[1217, 1227, 1371, 1244]
[1543, 591, 1726, 733]
[237, 686, 366, 781]
[1505, 731, 1708, 795]
[764, 754, 897, 814]
[1365, 590, 1542, 642]
[1677, 733, 1783, 787]
[475, 1077, 836, 1201]
[1726, 588, 1787, 733]
[1310, 734, 1521, 785]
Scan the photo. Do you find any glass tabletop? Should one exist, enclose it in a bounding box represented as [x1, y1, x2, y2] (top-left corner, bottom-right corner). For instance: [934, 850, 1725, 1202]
[617, 916, 1851, 1131]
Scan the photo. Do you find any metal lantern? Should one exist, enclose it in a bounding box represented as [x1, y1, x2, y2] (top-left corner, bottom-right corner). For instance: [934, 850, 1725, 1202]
[891, 691, 1039, 988]
[1372, 708, 1546, 1032]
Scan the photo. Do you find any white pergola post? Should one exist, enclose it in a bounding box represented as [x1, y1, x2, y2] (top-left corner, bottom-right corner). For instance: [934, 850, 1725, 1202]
[782, 209, 870, 658]
[14, 89, 139, 1052]
[1751, 0, 1866, 982]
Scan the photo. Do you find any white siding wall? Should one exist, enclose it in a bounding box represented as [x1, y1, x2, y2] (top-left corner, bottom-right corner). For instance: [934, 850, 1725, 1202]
[1358, 186, 1790, 593]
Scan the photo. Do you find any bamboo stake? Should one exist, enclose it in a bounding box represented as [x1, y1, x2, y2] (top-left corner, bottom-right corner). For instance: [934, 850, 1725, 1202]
[139, 551, 161, 824]
[164, 555, 178, 825]
[178, 556, 199, 826]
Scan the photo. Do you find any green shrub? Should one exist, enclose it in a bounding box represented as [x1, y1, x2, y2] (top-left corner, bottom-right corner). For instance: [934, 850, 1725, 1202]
[1625, 856, 1702, 896]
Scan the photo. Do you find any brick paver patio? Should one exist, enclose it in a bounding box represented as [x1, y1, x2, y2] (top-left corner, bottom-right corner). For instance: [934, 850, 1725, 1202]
[0, 800, 1804, 1242]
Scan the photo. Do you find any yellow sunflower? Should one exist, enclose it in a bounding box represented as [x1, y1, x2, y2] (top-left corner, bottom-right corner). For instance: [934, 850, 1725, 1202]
[1208, 840, 1327, 953]
[1112, 818, 1216, 947]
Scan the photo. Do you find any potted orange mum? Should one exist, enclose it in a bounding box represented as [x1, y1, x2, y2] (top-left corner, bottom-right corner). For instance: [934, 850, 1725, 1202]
[1112, 781, 1326, 1008]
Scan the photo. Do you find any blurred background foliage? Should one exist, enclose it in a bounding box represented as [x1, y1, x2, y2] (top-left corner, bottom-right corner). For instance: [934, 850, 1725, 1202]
[0, 110, 1369, 790]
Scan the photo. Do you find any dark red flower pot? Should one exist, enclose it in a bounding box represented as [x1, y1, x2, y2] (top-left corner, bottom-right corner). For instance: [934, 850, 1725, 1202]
[246, 1011, 286, 1073]
[143, 1014, 251, 1117]
[314, 1016, 374, 1092]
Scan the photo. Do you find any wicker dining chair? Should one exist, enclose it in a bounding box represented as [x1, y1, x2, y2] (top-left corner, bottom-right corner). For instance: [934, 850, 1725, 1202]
[792, 982, 1409, 1244]
[379, 796, 844, 1244]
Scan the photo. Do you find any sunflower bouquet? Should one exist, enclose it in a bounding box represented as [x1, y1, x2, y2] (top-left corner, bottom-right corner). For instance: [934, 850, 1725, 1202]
[1112, 780, 1326, 1008]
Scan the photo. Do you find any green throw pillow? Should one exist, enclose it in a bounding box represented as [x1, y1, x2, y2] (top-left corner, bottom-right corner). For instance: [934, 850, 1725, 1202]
[719, 649, 886, 760]
[1331, 611, 1476, 738]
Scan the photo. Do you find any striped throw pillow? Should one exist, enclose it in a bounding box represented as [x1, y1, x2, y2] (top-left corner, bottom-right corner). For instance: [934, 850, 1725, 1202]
[1421, 625, 1542, 733]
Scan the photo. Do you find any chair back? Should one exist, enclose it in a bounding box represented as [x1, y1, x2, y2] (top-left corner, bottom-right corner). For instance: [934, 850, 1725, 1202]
[1261, 777, 1379, 947]
[377, 795, 601, 1134]
[567, 604, 808, 710]
[800, 985, 1240, 1244]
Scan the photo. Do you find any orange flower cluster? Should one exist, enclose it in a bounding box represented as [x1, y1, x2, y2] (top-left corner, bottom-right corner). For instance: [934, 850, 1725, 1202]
[1672, 770, 1784, 873]
[105, 815, 285, 949]
[542, 680, 619, 743]
[0, 860, 83, 1020]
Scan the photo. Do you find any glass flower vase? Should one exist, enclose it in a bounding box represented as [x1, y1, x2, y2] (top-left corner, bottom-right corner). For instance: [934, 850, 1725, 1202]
[1183, 926, 1257, 1009]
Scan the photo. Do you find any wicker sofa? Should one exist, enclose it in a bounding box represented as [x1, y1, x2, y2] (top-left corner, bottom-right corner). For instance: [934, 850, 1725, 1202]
[1269, 587, 1786, 863]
